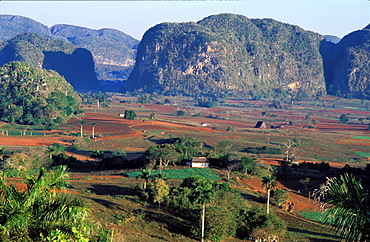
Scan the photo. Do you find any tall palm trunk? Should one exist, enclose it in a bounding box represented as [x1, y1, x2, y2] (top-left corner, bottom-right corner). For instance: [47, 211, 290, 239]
[201, 203, 205, 242]
[267, 189, 270, 214]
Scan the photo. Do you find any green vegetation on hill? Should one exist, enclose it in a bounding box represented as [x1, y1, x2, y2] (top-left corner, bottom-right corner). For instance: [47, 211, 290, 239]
[0, 61, 83, 125]
[126, 13, 326, 100]
[327, 26, 370, 99]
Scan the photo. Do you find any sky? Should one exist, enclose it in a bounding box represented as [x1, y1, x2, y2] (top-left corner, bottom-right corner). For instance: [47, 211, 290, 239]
[0, 1, 369, 40]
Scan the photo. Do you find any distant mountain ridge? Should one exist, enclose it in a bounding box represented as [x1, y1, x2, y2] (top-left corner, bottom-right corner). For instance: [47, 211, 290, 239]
[0, 33, 102, 92]
[50, 24, 139, 81]
[1, 14, 370, 100]
[0, 14, 139, 84]
[324, 35, 341, 44]
[0, 15, 54, 41]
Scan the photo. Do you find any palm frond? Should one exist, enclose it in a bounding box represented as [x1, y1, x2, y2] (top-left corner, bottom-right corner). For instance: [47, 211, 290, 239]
[323, 173, 370, 242]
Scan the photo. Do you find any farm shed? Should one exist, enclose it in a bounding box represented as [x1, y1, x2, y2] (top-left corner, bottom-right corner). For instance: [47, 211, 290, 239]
[186, 157, 210, 168]
[200, 123, 208, 126]
[254, 121, 266, 128]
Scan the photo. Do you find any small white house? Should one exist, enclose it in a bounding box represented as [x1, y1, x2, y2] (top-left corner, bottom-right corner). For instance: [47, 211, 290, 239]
[186, 157, 210, 168]
[119, 113, 125, 117]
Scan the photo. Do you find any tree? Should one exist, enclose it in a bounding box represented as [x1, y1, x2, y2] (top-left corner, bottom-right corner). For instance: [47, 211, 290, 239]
[0, 166, 90, 241]
[224, 163, 238, 180]
[261, 175, 277, 214]
[250, 159, 273, 178]
[91, 122, 96, 138]
[124, 110, 136, 120]
[283, 140, 296, 162]
[193, 181, 214, 242]
[152, 178, 169, 208]
[299, 177, 310, 191]
[2, 124, 11, 136]
[238, 206, 286, 241]
[90, 150, 104, 162]
[46, 143, 67, 159]
[238, 157, 255, 175]
[180, 176, 215, 242]
[112, 149, 126, 158]
[79, 119, 86, 137]
[137, 93, 151, 104]
[226, 126, 234, 132]
[339, 114, 349, 123]
[271, 189, 290, 208]
[137, 169, 153, 190]
[177, 110, 186, 116]
[317, 173, 370, 242]
[358, 118, 365, 125]
[0, 147, 5, 160]
[149, 112, 156, 120]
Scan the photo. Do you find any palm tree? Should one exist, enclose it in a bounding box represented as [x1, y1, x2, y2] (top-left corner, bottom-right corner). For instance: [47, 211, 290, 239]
[192, 181, 215, 242]
[319, 173, 370, 241]
[137, 169, 152, 190]
[91, 122, 96, 138]
[261, 175, 277, 214]
[45, 143, 67, 159]
[79, 119, 85, 137]
[0, 166, 89, 241]
[0, 147, 5, 160]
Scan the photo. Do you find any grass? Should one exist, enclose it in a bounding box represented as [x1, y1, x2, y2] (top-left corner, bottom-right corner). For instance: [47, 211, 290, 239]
[125, 168, 221, 180]
[352, 136, 370, 140]
[354, 151, 370, 158]
[299, 211, 328, 224]
[278, 212, 340, 241]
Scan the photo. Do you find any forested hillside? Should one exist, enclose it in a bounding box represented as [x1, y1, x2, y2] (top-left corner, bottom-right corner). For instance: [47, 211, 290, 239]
[0, 33, 102, 92]
[0, 61, 83, 126]
[125, 13, 326, 100]
[326, 24, 370, 99]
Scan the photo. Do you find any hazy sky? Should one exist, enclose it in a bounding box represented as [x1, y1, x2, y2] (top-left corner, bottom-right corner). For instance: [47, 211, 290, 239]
[1, 1, 369, 40]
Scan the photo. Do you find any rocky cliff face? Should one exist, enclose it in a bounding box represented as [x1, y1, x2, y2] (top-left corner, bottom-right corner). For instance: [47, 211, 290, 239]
[327, 25, 370, 99]
[0, 33, 102, 92]
[125, 14, 326, 100]
[50, 24, 139, 81]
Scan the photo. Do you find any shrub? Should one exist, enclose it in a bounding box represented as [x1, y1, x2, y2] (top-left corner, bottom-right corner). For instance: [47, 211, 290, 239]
[237, 206, 286, 241]
[177, 110, 186, 116]
[243, 146, 282, 155]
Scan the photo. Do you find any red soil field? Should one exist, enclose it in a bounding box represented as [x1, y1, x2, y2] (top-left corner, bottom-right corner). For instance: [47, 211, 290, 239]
[0, 136, 73, 146]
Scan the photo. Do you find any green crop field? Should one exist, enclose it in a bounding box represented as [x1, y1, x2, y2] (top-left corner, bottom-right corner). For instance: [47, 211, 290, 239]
[355, 151, 370, 158]
[125, 168, 221, 180]
[352, 136, 370, 140]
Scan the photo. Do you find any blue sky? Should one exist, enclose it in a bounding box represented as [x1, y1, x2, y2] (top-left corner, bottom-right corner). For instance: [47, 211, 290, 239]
[1, 1, 369, 40]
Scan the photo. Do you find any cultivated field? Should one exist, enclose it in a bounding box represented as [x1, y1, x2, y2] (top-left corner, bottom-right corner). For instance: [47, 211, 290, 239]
[2, 95, 370, 241]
